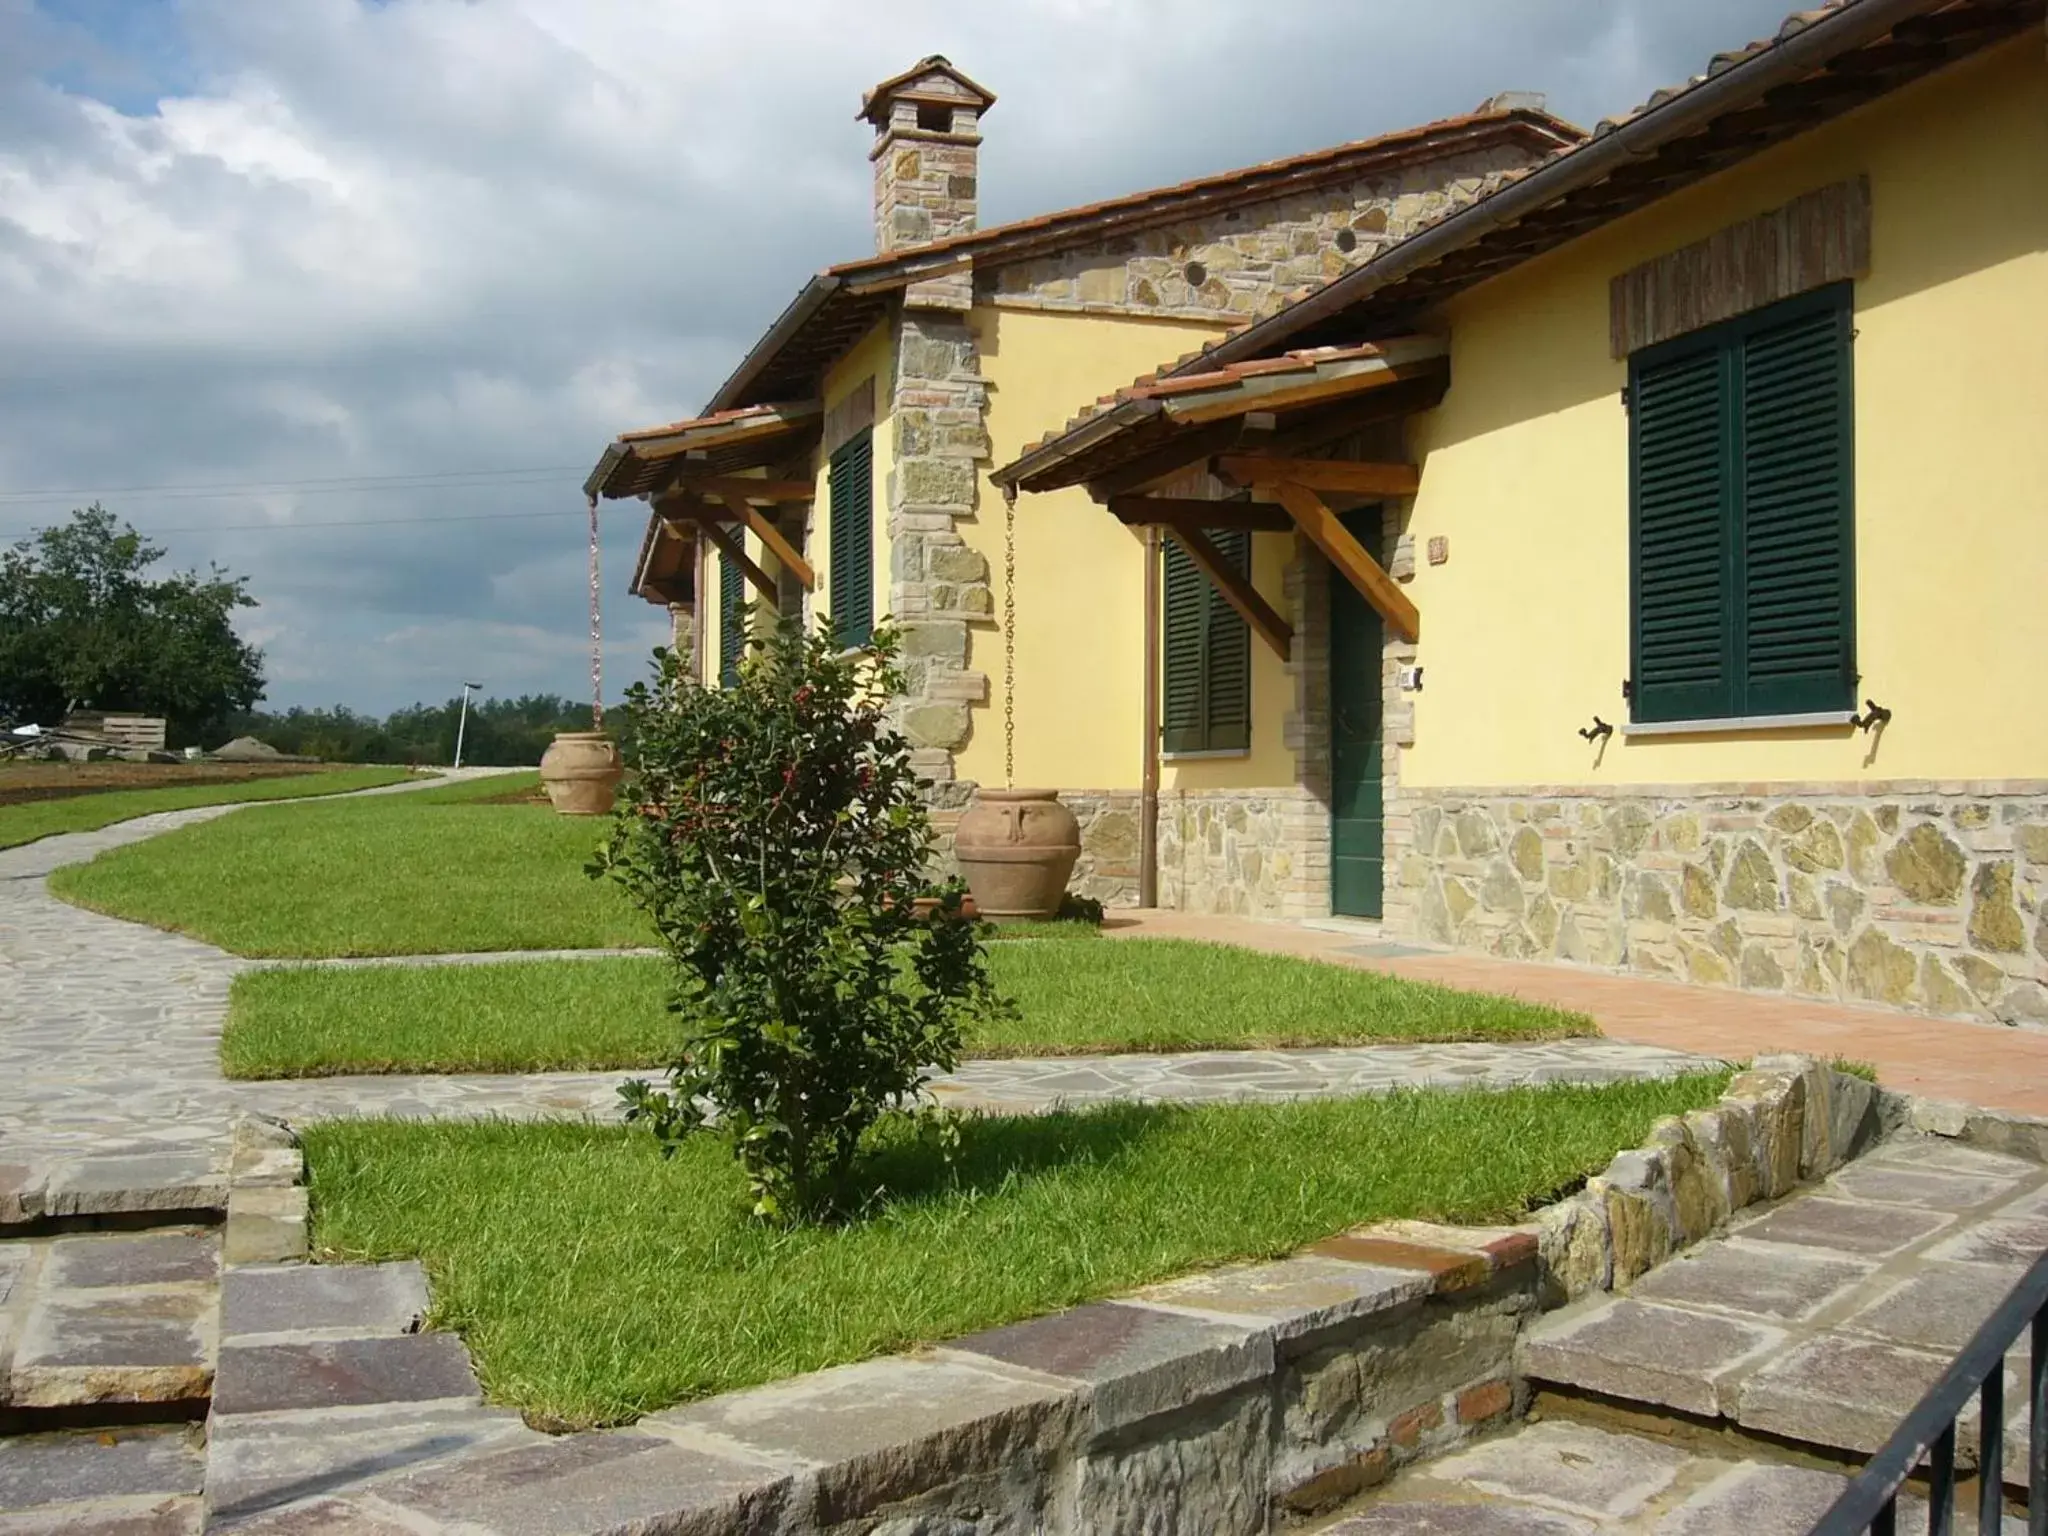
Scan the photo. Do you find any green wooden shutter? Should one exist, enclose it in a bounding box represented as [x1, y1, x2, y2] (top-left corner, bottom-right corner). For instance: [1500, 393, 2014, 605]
[1159, 529, 1251, 753]
[1202, 529, 1252, 751]
[828, 430, 875, 649]
[719, 554, 744, 688]
[1739, 293, 1854, 715]
[1630, 283, 1854, 724]
[1631, 343, 1736, 724]
[1161, 536, 1207, 754]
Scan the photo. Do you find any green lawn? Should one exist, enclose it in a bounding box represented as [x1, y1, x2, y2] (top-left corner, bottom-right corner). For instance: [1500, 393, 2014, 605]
[304, 1070, 1728, 1426]
[0, 765, 416, 850]
[50, 772, 650, 957]
[222, 938, 1592, 1078]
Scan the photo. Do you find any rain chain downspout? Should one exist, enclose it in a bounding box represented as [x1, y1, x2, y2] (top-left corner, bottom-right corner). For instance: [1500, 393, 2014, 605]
[1002, 483, 1017, 791]
[1139, 524, 1161, 909]
[587, 492, 604, 730]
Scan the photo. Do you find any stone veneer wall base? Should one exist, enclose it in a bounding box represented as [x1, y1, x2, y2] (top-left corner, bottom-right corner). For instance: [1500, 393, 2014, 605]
[1385, 781, 2048, 1028]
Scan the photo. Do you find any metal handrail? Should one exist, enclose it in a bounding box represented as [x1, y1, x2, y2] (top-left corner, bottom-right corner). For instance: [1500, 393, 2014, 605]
[1809, 1248, 2048, 1535]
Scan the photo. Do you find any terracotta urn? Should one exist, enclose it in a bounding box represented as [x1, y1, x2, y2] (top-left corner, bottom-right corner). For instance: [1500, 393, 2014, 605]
[953, 788, 1081, 919]
[539, 731, 623, 816]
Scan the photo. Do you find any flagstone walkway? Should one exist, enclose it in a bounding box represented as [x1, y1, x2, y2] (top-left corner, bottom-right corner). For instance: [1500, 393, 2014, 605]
[1322, 1131, 2047, 1533]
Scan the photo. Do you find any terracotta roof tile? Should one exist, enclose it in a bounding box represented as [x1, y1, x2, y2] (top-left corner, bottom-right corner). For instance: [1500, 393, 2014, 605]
[1590, 0, 1850, 136]
[1009, 341, 1410, 460]
[615, 402, 790, 444]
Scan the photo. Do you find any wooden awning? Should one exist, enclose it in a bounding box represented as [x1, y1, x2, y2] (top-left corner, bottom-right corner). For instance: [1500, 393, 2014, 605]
[996, 339, 1442, 653]
[992, 336, 1445, 498]
[585, 401, 822, 503]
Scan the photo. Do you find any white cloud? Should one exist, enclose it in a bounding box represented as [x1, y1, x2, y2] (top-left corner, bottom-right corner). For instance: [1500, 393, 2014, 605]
[0, 0, 1799, 712]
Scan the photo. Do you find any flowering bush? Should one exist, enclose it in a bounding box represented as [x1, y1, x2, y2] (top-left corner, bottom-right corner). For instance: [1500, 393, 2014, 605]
[592, 619, 1004, 1221]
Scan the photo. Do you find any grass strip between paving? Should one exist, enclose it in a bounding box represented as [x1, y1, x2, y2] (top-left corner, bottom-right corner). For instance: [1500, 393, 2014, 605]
[222, 938, 1593, 1078]
[0, 764, 417, 850]
[48, 772, 652, 956]
[304, 1070, 1729, 1427]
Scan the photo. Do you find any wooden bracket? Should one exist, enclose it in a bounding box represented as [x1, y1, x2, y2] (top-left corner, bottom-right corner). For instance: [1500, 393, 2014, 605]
[696, 519, 778, 602]
[1164, 526, 1293, 661]
[1269, 481, 1420, 642]
[713, 495, 815, 590]
[1216, 456, 1420, 498]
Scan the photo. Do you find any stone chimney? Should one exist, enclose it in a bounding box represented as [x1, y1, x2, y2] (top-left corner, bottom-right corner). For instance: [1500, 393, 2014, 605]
[860, 56, 996, 255]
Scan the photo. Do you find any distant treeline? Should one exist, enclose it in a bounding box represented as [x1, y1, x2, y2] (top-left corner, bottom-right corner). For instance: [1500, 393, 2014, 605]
[211, 694, 624, 767]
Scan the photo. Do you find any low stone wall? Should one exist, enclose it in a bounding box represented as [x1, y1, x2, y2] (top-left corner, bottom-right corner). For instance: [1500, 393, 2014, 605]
[241, 1057, 2048, 1532]
[1536, 1055, 1888, 1303]
[1156, 785, 1326, 920]
[643, 1219, 1541, 1532]
[1386, 781, 2048, 1028]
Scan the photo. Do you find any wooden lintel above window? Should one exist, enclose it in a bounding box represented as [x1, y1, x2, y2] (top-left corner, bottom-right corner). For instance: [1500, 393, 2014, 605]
[695, 519, 779, 602]
[1164, 527, 1293, 661]
[1609, 176, 1870, 358]
[1214, 457, 1420, 498]
[1269, 481, 1420, 643]
[667, 474, 815, 503]
[1106, 497, 1294, 532]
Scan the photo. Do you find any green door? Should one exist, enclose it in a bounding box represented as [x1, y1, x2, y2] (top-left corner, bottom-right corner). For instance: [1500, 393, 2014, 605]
[1329, 507, 1385, 918]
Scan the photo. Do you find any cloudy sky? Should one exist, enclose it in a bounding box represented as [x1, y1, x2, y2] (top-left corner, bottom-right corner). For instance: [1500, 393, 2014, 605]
[0, 0, 1799, 715]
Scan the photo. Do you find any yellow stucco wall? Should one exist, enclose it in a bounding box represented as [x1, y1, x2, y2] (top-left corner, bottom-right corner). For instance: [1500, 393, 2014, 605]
[813, 321, 895, 647]
[1399, 36, 2047, 789]
[693, 322, 896, 686]
[959, 304, 1269, 791]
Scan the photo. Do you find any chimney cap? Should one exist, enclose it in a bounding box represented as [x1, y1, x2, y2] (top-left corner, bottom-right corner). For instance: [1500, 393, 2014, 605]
[1475, 89, 1548, 115]
[859, 55, 997, 126]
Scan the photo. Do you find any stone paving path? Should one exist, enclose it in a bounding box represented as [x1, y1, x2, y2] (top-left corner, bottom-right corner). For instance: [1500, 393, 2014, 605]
[1520, 1133, 2043, 1467]
[0, 773, 517, 1164]
[1314, 1414, 2023, 1534]
[0, 785, 1715, 1172]
[1327, 1132, 2047, 1532]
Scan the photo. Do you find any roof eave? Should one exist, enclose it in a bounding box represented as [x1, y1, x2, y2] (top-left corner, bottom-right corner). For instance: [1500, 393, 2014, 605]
[706, 275, 845, 415]
[1174, 0, 1953, 376]
[992, 399, 1163, 493]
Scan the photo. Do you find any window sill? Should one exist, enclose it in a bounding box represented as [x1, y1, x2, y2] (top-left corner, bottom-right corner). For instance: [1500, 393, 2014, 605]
[1160, 748, 1252, 762]
[1622, 710, 1857, 738]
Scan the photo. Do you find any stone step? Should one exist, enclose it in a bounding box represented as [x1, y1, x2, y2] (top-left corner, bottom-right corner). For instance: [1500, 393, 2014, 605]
[1518, 1136, 2048, 1475]
[204, 1258, 537, 1529]
[2, 1151, 230, 1235]
[1, 1227, 220, 1424]
[1319, 1415, 2028, 1534]
[0, 1423, 205, 1534]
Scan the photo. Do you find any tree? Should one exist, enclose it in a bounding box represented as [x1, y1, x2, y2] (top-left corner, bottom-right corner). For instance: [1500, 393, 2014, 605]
[0, 506, 265, 734]
[594, 620, 1007, 1223]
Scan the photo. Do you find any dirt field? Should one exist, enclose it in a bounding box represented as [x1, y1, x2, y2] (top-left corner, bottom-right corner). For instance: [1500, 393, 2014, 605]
[0, 761, 336, 808]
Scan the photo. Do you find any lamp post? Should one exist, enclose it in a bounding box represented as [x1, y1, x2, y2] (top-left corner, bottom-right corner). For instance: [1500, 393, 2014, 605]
[453, 681, 482, 768]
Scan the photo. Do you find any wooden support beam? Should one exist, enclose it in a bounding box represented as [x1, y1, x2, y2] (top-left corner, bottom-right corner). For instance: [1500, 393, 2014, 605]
[1255, 374, 1451, 457]
[1163, 526, 1293, 662]
[712, 496, 815, 590]
[668, 474, 815, 503]
[1269, 480, 1419, 643]
[696, 519, 778, 603]
[1106, 497, 1294, 532]
[1215, 457, 1421, 498]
